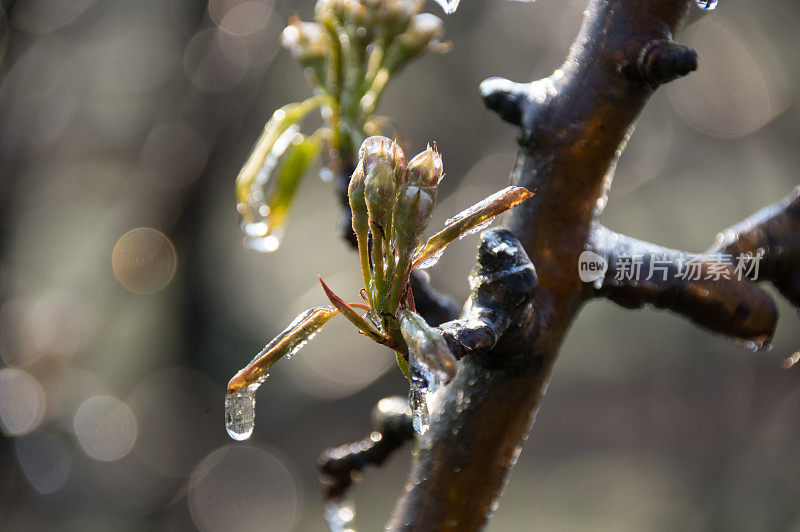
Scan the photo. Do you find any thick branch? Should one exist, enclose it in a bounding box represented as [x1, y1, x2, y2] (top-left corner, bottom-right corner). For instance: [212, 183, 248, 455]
[390, 1, 695, 529]
[388, 228, 538, 530]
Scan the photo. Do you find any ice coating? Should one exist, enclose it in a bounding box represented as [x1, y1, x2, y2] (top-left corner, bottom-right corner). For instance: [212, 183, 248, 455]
[238, 125, 300, 252]
[399, 311, 457, 393]
[324, 500, 356, 532]
[225, 306, 336, 440]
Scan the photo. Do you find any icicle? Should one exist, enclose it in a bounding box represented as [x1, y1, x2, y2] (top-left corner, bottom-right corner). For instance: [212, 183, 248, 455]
[225, 383, 258, 441]
[399, 310, 457, 393]
[408, 387, 430, 435]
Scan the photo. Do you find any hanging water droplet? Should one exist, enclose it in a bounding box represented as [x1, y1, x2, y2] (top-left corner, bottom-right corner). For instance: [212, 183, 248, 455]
[695, 0, 718, 10]
[408, 388, 429, 435]
[225, 384, 258, 441]
[432, 0, 460, 14]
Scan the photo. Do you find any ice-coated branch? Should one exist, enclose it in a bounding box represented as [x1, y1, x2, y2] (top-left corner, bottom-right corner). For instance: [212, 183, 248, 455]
[587, 224, 778, 347]
[317, 396, 414, 502]
[437, 229, 538, 360]
[387, 228, 538, 530]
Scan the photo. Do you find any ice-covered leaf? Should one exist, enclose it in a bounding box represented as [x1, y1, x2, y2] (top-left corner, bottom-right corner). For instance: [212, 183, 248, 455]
[235, 95, 329, 251]
[411, 186, 533, 270]
[227, 306, 337, 394]
[242, 132, 323, 252]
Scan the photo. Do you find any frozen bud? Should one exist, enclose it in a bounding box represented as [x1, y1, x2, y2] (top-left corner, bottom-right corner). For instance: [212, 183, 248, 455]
[281, 19, 329, 61]
[406, 145, 443, 188]
[398, 310, 457, 392]
[359, 135, 406, 179]
[348, 162, 369, 234]
[394, 186, 434, 250]
[364, 158, 396, 228]
[396, 13, 443, 57]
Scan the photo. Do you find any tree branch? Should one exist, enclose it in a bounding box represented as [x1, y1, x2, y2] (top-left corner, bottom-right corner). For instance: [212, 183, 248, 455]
[380, 1, 796, 530]
[388, 228, 538, 531]
[709, 186, 800, 307]
[318, 396, 414, 503]
[587, 223, 778, 346]
[389, 1, 700, 529]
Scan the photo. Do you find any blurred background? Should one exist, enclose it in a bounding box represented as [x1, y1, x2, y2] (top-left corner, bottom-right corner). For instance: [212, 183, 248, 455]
[0, 0, 798, 530]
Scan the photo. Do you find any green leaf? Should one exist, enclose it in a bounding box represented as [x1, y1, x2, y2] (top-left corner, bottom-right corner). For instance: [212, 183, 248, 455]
[411, 186, 533, 270]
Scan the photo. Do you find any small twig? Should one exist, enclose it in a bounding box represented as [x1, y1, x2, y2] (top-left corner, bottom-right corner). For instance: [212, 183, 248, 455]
[318, 396, 414, 502]
[709, 186, 800, 307]
[588, 223, 778, 346]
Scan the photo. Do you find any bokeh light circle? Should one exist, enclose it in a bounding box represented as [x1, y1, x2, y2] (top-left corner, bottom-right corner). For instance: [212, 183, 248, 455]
[112, 227, 177, 295]
[189, 444, 300, 532]
[74, 395, 137, 461]
[0, 367, 46, 436]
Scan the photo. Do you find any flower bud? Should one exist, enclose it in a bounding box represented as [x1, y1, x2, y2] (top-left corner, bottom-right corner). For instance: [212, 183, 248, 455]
[364, 158, 396, 229]
[359, 136, 407, 191]
[362, 0, 419, 30]
[399, 310, 457, 392]
[359, 136, 406, 179]
[394, 185, 434, 252]
[406, 144, 443, 188]
[348, 161, 369, 236]
[281, 19, 329, 62]
[384, 13, 443, 71]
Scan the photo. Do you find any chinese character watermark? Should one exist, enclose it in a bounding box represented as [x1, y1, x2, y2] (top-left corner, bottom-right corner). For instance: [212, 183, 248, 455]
[579, 250, 765, 283]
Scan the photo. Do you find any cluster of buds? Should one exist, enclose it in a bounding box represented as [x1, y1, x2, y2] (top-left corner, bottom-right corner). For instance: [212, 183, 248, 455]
[235, 0, 448, 255]
[226, 135, 534, 441]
